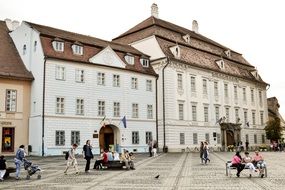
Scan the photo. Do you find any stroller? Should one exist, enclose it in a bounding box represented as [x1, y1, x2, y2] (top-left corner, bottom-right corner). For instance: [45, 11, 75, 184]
[23, 159, 42, 180]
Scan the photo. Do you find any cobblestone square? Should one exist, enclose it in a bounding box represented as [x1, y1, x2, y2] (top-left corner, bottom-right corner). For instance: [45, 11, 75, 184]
[1, 152, 284, 190]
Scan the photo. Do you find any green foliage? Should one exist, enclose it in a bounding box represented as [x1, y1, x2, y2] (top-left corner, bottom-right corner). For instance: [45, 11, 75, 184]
[265, 117, 283, 141]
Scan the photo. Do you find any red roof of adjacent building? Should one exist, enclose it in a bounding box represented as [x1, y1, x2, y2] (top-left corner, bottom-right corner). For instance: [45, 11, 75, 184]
[0, 21, 33, 80]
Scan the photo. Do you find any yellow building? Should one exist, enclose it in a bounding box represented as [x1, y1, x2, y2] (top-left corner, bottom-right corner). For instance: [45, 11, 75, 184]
[0, 20, 33, 155]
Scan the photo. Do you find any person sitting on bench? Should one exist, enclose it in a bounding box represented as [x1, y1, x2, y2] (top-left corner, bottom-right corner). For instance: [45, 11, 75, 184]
[94, 149, 108, 169]
[253, 151, 266, 178]
[242, 152, 257, 178]
[121, 149, 135, 170]
[231, 151, 245, 177]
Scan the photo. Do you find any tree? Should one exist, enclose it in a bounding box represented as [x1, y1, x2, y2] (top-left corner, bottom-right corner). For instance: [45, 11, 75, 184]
[264, 117, 283, 142]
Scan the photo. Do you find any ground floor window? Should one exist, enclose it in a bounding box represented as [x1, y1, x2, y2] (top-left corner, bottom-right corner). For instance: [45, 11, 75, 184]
[55, 130, 65, 146]
[193, 133, 198, 144]
[145, 131, 152, 144]
[1, 127, 14, 152]
[205, 133, 209, 143]
[261, 134, 265, 144]
[180, 133, 185, 145]
[217, 133, 221, 144]
[71, 131, 80, 145]
[254, 134, 257, 144]
[132, 131, 139, 144]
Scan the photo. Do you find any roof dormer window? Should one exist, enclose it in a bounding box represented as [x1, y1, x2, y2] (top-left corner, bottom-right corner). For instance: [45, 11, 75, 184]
[72, 44, 83, 55]
[125, 54, 134, 65]
[52, 40, 64, 52]
[216, 59, 225, 70]
[251, 70, 259, 79]
[170, 45, 181, 59]
[225, 50, 231, 58]
[140, 58, 149, 67]
[183, 34, 190, 44]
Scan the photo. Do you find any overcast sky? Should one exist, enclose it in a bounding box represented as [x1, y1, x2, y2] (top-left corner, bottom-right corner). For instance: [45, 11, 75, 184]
[1, 0, 284, 117]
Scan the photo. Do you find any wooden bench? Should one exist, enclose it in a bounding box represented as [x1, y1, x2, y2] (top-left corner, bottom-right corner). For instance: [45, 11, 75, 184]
[226, 161, 267, 177]
[3, 167, 16, 179]
[102, 161, 126, 169]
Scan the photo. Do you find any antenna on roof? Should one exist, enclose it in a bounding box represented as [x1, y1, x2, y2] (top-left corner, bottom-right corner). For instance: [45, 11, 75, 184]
[151, 3, 159, 18]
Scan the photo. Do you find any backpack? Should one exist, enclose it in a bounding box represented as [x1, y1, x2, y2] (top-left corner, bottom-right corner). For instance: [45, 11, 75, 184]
[65, 151, 69, 160]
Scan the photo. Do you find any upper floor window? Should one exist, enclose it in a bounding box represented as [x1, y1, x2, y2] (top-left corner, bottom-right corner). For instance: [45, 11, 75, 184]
[251, 89, 255, 103]
[215, 106, 220, 123]
[244, 110, 248, 124]
[147, 105, 153, 119]
[225, 107, 230, 122]
[98, 101, 105, 116]
[113, 102, 120, 117]
[55, 65, 65, 80]
[131, 77, 138, 89]
[146, 80, 152, 91]
[113, 75, 120, 87]
[6, 89, 17, 112]
[178, 103, 184, 120]
[260, 111, 264, 125]
[132, 103, 139, 118]
[140, 58, 149, 67]
[214, 81, 218, 96]
[252, 111, 256, 125]
[76, 98, 84, 115]
[234, 86, 238, 100]
[75, 69, 84, 83]
[72, 44, 83, 55]
[235, 108, 239, 123]
[243, 87, 247, 102]
[204, 106, 209, 122]
[192, 105, 197, 121]
[56, 97, 65, 114]
[34, 41, 37, 52]
[125, 55, 134, 65]
[224, 84, 229, 98]
[259, 91, 263, 106]
[177, 73, 183, 90]
[202, 79, 207, 95]
[52, 41, 64, 52]
[190, 76, 196, 92]
[97, 72, 105, 85]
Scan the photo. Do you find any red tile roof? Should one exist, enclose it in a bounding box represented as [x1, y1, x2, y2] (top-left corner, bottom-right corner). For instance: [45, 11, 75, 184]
[0, 21, 33, 80]
[113, 16, 267, 85]
[25, 21, 157, 76]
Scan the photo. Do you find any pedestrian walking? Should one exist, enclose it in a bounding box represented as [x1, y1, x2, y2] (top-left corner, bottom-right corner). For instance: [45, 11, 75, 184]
[82, 140, 93, 173]
[203, 142, 210, 164]
[152, 140, 158, 157]
[64, 144, 79, 175]
[14, 145, 26, 180]
[199, 142, 204, 164]
[0, 155, 6, 181]
[148, 139, 153, 157]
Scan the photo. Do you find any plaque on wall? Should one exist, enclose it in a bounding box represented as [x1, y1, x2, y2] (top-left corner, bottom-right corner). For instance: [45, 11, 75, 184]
[93, 134, 98, 138]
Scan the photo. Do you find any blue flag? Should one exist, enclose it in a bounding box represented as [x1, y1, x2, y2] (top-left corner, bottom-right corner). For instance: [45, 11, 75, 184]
[122, 116, 127, 128]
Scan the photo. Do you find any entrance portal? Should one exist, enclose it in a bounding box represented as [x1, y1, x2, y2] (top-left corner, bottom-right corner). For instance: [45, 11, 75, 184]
[226, 131, 235, 146]
[2, 127, 15, 152]
[99, 125, 115, 151]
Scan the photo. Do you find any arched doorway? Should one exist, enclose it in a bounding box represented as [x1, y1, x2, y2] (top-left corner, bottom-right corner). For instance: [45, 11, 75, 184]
[99, 124, 120, 152]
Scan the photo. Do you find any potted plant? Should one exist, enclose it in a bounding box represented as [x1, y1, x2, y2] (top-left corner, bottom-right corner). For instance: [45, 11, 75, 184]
[259, 144, 267, 151]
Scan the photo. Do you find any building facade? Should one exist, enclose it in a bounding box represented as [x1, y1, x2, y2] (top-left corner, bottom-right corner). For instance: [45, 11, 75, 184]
[113, 4, 269, 152]
[0, 20, 33, 155]
[10, 21, 157, 156]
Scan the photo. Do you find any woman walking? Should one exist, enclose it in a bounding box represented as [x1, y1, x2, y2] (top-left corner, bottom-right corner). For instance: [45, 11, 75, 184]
[203, 142, 210, 164]
[83, 140, 93, 173]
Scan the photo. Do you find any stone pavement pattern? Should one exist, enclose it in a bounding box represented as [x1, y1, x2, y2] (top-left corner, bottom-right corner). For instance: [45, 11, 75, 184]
[1, 152, 285, 190]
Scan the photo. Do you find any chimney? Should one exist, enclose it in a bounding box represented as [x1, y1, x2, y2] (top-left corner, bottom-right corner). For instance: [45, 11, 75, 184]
[151, 3, 159, 18]
[192, 20, 199, 33]
[5, 18, 13, 31]
[12, 20, 20, 30]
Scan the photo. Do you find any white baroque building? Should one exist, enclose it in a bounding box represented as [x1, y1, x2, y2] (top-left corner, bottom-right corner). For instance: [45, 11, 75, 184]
[113, 4, 269, 152]
[10, 21, 157, 156]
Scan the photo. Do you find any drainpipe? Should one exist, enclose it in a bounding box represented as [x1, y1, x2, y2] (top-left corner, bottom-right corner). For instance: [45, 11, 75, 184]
[42, 56, 47, 156]
[155, 75, 159, 149]
[162, 57, 170, 152]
